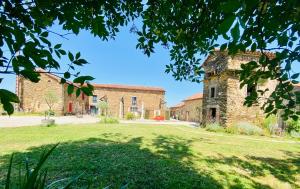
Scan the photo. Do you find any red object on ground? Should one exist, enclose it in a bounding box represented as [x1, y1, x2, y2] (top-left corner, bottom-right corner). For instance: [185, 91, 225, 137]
[153, 116, 164, 121]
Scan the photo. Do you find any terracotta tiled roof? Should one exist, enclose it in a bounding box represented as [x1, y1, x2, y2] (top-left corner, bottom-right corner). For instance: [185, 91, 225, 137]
[293, 83, 300, 87]
[183, 93, 203, 101]
[92, 83, 165, 92]
[33, 69, 165, 92]
[35, 68, 81, 87]
[170, 102, 185, 108]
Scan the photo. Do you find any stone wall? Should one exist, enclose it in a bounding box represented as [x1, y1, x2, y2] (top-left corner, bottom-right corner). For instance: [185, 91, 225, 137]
[225, 74, 278, 126]
[202, 74, 228, 125]
[63, 84, 89, 115]
[182, 99, 202, 122]
[17, 73, 89, 115]
[18, 74, 64, 115]
[90, 87, 165, 119]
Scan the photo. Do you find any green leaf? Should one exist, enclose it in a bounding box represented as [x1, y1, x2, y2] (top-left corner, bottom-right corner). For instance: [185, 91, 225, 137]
[231, 22, 240, 42]
[61, 78, 66, 84]
[40, 31, 48, 37]
[68, 52, 74, 61]
[64, 72, 71, 79]
[73, 76, 94, 84]
[76, 88, 81, 97]
[218, 16, 235, 34]
[67, 85, 74, 94]
[251, 43, 257, 52]
[40, 37, 51, 47]
[75, 52, 80, 59]
[5, 154, 14, 189]
[220, 43, 227, 51]
[291, 73, 299, 79]
[58, 49, 66, 55]
[54, 44, 62, 49]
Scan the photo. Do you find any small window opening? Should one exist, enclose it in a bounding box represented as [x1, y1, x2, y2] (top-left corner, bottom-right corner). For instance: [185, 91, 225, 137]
[210, 87, 216, 98]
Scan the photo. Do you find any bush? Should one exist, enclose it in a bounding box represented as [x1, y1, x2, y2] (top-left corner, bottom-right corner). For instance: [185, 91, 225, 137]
[290, 130, 300, 138]
[262, 115, 278, 134]
[231, 122, 264, 135]
[125, 112, 135, 120]
[286, 119, 300, 133]
[205, 123, 224, 132]
[100, 116, 119, 124]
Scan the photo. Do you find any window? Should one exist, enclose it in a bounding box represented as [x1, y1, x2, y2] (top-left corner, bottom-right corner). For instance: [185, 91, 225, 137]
[247, 85, 256, 97]
[210, 87, 216, 98]
[92, 95, 97, 103]
[210, 108, 217, 121]
[81, 93, 85, 100]
[130, 106, 138, 112]
[154, 110, 161, 116]
[131, 96, 137, 106]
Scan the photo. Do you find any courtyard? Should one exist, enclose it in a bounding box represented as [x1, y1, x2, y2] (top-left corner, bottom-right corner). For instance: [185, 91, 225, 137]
[0, 123, 299, 188]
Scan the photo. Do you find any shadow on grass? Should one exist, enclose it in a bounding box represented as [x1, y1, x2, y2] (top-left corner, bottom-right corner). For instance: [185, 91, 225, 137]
[0, 134, 299, 189]
[0, 136, 222, 189]
[204, 151, 300, 189]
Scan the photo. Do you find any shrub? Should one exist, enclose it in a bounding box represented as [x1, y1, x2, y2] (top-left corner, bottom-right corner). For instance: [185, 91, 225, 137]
[231, 122, 264, 135]
[290, 130, 300, 138]
[262, 115, 278, 134]
[205, 123, 224, 132]
[286, 119, 300, 133]
[225, 126, 238, 134]
[100, 116, 119, 124]
[125, 112, 135, 120]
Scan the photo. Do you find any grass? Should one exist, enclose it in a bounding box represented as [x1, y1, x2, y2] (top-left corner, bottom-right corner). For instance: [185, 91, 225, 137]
[0, 124, 299, 188]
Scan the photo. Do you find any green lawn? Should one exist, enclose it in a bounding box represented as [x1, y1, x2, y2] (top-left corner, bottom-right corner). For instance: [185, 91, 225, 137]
[0, 124, 299, 188]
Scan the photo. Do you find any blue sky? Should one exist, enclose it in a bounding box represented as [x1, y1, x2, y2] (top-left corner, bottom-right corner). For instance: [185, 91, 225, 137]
[2, 25, 204, 107]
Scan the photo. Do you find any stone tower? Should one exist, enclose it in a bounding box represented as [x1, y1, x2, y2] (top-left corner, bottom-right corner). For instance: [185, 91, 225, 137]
[202, 51, 277, 127]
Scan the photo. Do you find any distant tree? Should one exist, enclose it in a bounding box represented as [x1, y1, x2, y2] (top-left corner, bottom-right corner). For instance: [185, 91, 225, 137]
[1, 0, 300, 120]
[97, 101, 109, 117]
[44, 90, 59, 112]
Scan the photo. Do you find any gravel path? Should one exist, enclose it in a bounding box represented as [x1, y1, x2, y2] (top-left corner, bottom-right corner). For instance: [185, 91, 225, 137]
[0, 116, 197, 128]
[0, 115, 99, 127]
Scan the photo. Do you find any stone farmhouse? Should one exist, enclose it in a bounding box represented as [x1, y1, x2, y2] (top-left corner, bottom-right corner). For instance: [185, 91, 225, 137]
[90, 84, 166, 119]
[202, 50, 277, 127]
[16, 73, 89, 115]
[170, 93, 203, 122]
[16, 72, 166, 118]
[170, 51, 280, 126]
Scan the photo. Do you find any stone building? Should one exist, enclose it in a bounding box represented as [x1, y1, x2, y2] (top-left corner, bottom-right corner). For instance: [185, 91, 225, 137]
[16, 72, 89, 115]
[170, 93, 203, 122]
[202, 50, 277, 127]
[17, 72, 166, 118]
[89, 84, 166, 119]
[182, 93, 203, 122]
[170, 102, 185, 120]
